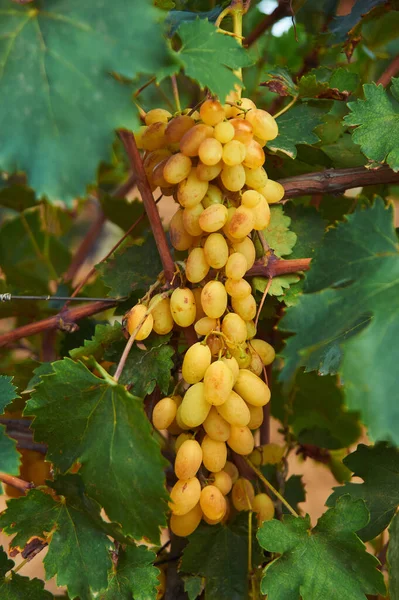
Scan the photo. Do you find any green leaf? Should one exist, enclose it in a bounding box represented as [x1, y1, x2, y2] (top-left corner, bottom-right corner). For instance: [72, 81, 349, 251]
[272, 371, 361, 449]
[263, 67, 359, 101]
[171, 19, 254, 100]
[253, 274, 300, 298]
[321, 133, 368, 168]
[0, 480, 113, 600]
[184, 575, 204, 600]
[0, 376, 20, 478]
[166, 6, 224, 35]
[284, 475, 306, 515]
[0, 376, 19, 413]
[388, 512, 399, 600]
[99, 236, 163, 298]
[262, 67, 297, 97]
[0, 1, 171, 202]
[99, 545, 159, 600]
[329, 0, 387, 43]
[284, 205, 327, 260]
[105, 333, 175, 397]
[280, 199, 399, 443]
[257, 495, 385, 600]
[262, 206, 297, 258]
[69, 322, 124, 361]
[24, 358, 168, 542]
[100, 195, 145, 234]
[326, 443, 399, 541]
[344, 79, 399, 171]
[0, 546, 52, 600]
[267, 104, 327, 159]
[0, 184, 36, 212]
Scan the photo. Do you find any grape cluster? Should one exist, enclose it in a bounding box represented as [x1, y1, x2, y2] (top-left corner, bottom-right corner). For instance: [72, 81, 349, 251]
[128, 95, 283, 536]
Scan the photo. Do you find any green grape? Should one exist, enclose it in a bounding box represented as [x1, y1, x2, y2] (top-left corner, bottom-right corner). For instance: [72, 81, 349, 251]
[252, 493, 275, 523]
[251, 197, 271, 230]
[244, 166, 268, 189]
[202, 184, 223, 208]
[194, 316, 217, 337]
[228, 206, 255, 239]
[145, 108, 172, 125]
[182, 203, 204, 237]
[257, 179, 285, 203]
[197, 160, 223, 182]
[177, 168, 209, 208]
[209, 470, 232, 495]
[245, 108, 278, 141]
[231, 294, 257, 320]
[221, 312, 247, 345]
[149, 294, 174, 335]
[221, 163, 246, 192]
[241, 189, 263, 208]
[232, 237, 256, 269]
[221, 356, 240, 384]
[249, 339, 276, 365]
[169, 209, 194, 251]
[214, 120, 235, 144]
[225, 277, 252, 299]
[203, 406, 231, 442]
[198, 203, 228, 233]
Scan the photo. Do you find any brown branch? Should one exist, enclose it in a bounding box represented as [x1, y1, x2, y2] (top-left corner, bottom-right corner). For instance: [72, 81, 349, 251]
[247, 257, 311, 277]
[0, 473, 33, 493]
[245, 0, 291, 46]
[377, 55, 399, 87]
[0, 300, 118, 348]
[279, 165, 399, 198]
[118, 130, 175, 284]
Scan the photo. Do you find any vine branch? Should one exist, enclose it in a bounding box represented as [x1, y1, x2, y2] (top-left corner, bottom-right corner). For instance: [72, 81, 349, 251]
[377, 54, 399, 87]
[0, 473, 33, 493]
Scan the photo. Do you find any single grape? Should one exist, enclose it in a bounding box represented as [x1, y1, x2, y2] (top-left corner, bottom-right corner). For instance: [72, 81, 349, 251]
[214, 120, 235, 143]
[126, 304, 153, 340]
[203, 232, 229, 269]
[198, 203, 228, 233]
[225, 277, 252, 300]
[247, 404, 264, 429]
[252, 493, 275, 523]
[134, 126, 147, 149]
[175, 432, 194, 453]
[186, 247, 210, 284]
[165, 114, 195, 143]
[221, 312, 247, 345]
[151, 158, 171, 188]
[261, 443, 286, 465]
[143, 148, 172, 180]
[170, 288, 196, 327]
[175, 439, 203, 479]
[240, 97, 256, 111]
[203, 407, 231, 442]
[244, 166, 268, 190]
[152, 397, 178, 430]
[197, 161, 223, 182]
[194, 316, 217, 337]
[221, 356, 240, 384]
[141, 122, 168, 151]
[232, 478, 255, 511]
[178, 168, 209, 208]
[225, 252, 248, 280]
[249, 339, 275, 365]
[231, 294, 257, 321]
[224, 460, 239, 484]
[204, 360, 234, 406]
[200, 485, 227, 521]
[227, 425, 255, 455]
[245, 109, 278, 141]
[209, 470, 233, 495]
[145, 108, 172, 125]
[248, 347, 263, 376]
[169, 477, 201, 516]
[234, 369, 271, 407]
[198, 137, 223, 166]
[245, 320, 257, 340]
[232, 237, 256, 269]
[229, 343, 252, 369]
[200, 98, 225, 126]
[182, 203, 204, 237]
[201, 280, 228, 318]
[217, 390, 250, 426]
[182, 342, 212, 384]
[175, 405, 192, 431]
[169, 209, 194, 251]
[192, 287, 206, 321]
[241, 189, 263, 209]
[257, 179, 285, 203]
[251, 197, 271, 230]
[163, 153, 192, 184]
[228, 206, 255, 239]
[201, 435, 227, 472]
[222, 140, 246, 166]
[243, 139, 265, 169]
[221, 163, 246, 192]
[201, 183, 223, 208]
[170, 502, 203, 537]
[180, 123, 214, 156]
[149, 295, 174, 335]
[180, 382, 211, 427]
[230, 118, 253, 144]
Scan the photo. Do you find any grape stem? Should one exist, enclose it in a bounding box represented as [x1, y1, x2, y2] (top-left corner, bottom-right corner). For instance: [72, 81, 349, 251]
[244, 457, 299, 517]
[255, 277, 273, 328]
[171, 75, 181, 112]
[0, 473, 33, 493]
[273, 95, 298, 119]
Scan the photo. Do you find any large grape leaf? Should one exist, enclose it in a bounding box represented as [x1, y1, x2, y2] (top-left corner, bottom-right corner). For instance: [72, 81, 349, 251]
[263, 67, 359, 100]
[257, 496, 385, 600]
[388, 512, 399, 600]
[0, 546, 52, 600]
[329, 0, 388, 43]
[0, 0, 172, 202]
[344, 79, 399, 171]
[24, 358, 168, 542]
[69, 322, 124, 361]
[284, 205, 326, 260]
[262, 206, 297, 258]
[98, 545, 159, 600]
[326, 443, 399, 541]
[272, 371, 361, 450]
[280, 199, 399, 443]
[0, 376, 20, 477]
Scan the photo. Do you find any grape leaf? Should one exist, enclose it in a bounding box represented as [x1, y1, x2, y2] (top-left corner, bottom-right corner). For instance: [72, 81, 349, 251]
[0, 376, 19, 413]
[69, 322, 124, 361]
[170, 19, 254, 100]
[267, 104, 327, 159]
[99, 236, 163, 298]
[165, 6, 224, 35]
[98, 545, 159, 600]
[326, 443, 399, 541]
[284, 205, 326, 260]
[280, 199, 399, 443]
[0, 377, 20, 478]
[284, 475, 306, 515]
[388, 512, 399, 600]
[322, 132, 367, 168]
[262, 206, 297, 258]
[105, 333, 175, 397]
[262, 67, 297, 97]
[184, 576, 204, 600]
[0, 0, 172, 202]
[24, 358, 168, 542]
[0, 184, 36, 212]
[253, 274, 300, 298]
[100, 196, 145, 234]
[329, 0, 388, 43]
[344, 79, 399, 171]
[263, 67, 358, 100]
[257, 495, 385, 600]
[0, 546, 52, 600]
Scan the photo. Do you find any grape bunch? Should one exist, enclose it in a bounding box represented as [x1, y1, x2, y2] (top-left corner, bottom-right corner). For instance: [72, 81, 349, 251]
[128, 94, 283, 536]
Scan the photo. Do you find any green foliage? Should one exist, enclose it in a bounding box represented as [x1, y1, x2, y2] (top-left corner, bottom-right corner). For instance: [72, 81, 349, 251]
[0, 546, 52, 600]
[329, 0, 388, 43]
[0, 376, 20, 478]
[268, 104, 328, 159]
[262, 206, 297, 258]
[70, 322, 124, 361]
[257, 496, 386, 599]
[388, 512, 399, 600]
[327, 443, 399, 541]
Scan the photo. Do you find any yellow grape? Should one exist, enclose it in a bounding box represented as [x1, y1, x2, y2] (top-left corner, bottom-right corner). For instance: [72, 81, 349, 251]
[247, 404, 264, 429]
[203, 233, 229, 269]
[252, 197, 271, 230]
[230, 118, 253, 144]
[246, 320, 257, 340]
[245, 109, 278, 141]
[202, 184, 223, 208]
[194, 316, 217, 337]
[192, 287, 206, 321]
[134, 126, 147, 149]
[177, 169, 209, 208]
[225, 278, 252, 300]
[221, 312, 247, 345]
[250, 339, 276, 365]
[200, 485, 227, 521]
[163, 153, 192, 184]
[180, 382, 211, 427]
[175, 432, 193, 453]
[232, 478, 255, 511]
[221, 163, 246, 192]
[143, 148, 172, 180]
[200, 98, 225, 126]
[249, 348, 263, 376]
[224, 460, 239, 484]
[234, 369, 271, 407]
[203, 407, 231, 442]
[262, 443, 285, 465]
[198, 204, 228, 233]
[201, 435, 227, 472]
[229, 343, 252, 369]
[244, 166, 268, 190]
[227, 425, 255, 455]
[222, 207, 242, 243]
[204, 360, 233, 406]
[209, 470, 232, 495]
[170, 502, 203, 537]
[222, 140, 246, 166]
[182, 204, 204, 237]
[221, 356, 240, 384]
[198, 138, 223, 166]
[152, 397, 177, 430]
[170, 287, 196, 327]
[126, 304, 153, 340]
[243, 139, 265, 169]
[254, 135, 267, 147]
[201, 280, 227, 318]
[149, 295, 174, 335]
[240, 97, 256, 111]
[225, 252, 248, 280]
[152, 158, 173, 188]
[257, 179, 285, 204]
[176, 405, 192, 431]
[182, 342, 212, 384]
[165, 114, 195, 143]
[175, 439, 203, 479]
[214, 120, 235, 143]
[180, 123, 214, 156]
[169, 477, 201, 515]
[167, 395, 183, 435]
[232, 237, 256, 269]
[169, 209, 194, 251]
[145, 108, 172, 125]
[141, 122, 168, 151]
[197, 161, 223, 182]
[228, 206, 255, 239]
[241, 189, 263, 209]
[217, 390, 250, 426]
[186, 248, 210, 284]
[231, 294, 257, 321]
[252, 493, 275, 523]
